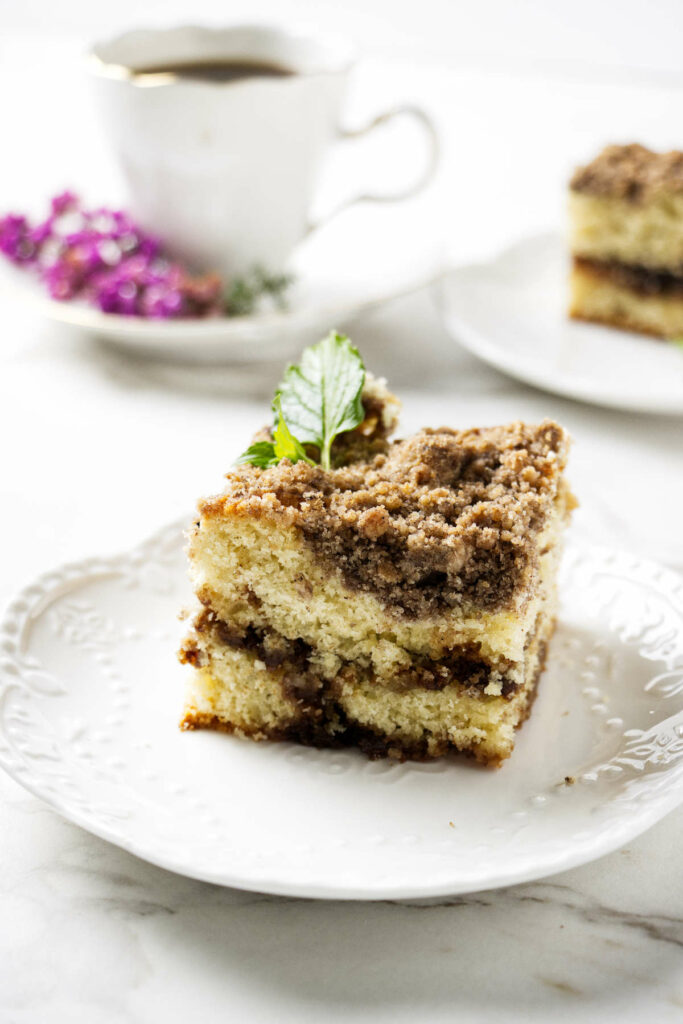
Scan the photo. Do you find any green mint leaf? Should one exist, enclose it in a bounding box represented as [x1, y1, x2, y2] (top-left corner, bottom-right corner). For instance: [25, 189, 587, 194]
[235, 333, 366, 471]
[673, 337, 683, 350]
[272, 396, 315, 465]
[235, 440, 278, 468]
[234, 403, 314, 469]
[276, 332, 365, 469]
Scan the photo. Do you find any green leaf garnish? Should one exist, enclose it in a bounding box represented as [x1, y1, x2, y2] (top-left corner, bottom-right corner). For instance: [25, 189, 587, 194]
[673, 337, 683, 350]
[235, 400, 314, 468]
[276, 332, 365, 470]
[236, 332, 366, 471]
[271, 396, 315, 465]
[234, 440, 278, 468]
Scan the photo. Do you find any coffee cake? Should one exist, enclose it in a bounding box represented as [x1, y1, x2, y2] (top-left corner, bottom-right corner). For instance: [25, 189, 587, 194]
[569, 143, 683, 338]
[179, 356, 573, 765]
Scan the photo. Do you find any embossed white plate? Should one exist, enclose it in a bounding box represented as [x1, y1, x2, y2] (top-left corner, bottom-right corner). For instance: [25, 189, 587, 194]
[438, 232, 683, 415]
[1, 521, 682, 900]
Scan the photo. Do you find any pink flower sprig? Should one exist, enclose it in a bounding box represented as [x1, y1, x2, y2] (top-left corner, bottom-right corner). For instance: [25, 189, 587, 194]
[0, 192, 223, 319]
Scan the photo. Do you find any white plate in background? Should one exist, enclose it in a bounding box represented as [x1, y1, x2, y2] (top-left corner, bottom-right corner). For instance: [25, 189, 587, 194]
[439, 232, 683, 415]
[1, 521, 682, 899]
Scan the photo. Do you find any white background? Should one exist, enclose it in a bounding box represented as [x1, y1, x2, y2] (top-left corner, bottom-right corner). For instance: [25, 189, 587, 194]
[6, 0, 683, 79]
[1, 1, 683, 1021]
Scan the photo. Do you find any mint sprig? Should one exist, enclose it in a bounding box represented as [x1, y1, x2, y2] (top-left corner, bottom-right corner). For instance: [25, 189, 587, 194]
[235, 440, 280, 469]
[225, 267, 294, 317]
[271, 396, 315, 465]
[276, 332, 365, 470]
[236, 332, 366, 470]
[236, 398, 314, 469]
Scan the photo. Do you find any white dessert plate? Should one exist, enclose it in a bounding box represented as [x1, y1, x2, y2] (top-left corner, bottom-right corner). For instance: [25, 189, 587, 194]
[0, 200, 441, 364]
[1, 520, 682, 900]
[439, 232, 683, 415]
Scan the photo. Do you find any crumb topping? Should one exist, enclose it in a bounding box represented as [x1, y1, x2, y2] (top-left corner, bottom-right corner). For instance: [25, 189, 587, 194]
[201, 420, 571, 617]
[570, 143, 683, 202]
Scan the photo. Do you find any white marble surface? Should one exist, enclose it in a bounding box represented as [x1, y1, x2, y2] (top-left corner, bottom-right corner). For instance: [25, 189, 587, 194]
[1, 17, 683, 1024]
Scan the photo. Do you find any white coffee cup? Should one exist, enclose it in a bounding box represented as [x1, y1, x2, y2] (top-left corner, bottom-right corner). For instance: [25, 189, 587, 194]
[88, 24, 438, 279]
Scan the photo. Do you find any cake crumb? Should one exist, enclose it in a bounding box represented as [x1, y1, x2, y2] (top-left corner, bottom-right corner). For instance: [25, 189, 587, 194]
[571, 143, 683, 201]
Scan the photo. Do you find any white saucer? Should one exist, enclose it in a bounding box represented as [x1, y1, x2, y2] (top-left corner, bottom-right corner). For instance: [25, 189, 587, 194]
[0, 200, 442, 364]
[1, 520, 682, 899]
[439, 232, 683, 415]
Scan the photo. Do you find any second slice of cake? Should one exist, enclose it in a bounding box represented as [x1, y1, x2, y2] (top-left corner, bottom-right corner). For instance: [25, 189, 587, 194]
[569, 143, 683, 339]
[180, 334, 574, 765]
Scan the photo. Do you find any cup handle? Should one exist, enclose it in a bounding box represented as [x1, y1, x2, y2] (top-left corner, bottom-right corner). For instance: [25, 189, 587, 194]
[306, 105, 439, 234]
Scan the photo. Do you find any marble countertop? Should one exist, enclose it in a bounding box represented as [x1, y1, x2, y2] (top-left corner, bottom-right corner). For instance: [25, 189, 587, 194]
[1, 23, 683, 1024]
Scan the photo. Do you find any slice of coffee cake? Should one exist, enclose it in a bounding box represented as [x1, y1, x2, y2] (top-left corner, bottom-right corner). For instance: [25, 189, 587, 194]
[179, 335, 574, 764]
[569, 143, 683, 339]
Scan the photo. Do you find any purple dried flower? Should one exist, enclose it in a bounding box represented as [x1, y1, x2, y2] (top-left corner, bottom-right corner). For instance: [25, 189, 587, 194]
[51, 191, 78, 216]
[0, 193, 225, 319]
[0, 215, 35, 264]
[30, 220, 55, 246]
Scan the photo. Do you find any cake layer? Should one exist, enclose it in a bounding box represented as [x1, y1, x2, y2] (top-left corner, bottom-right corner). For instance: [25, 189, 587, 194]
[180, 603, 550, 697]
[570, 144, 683, 273]
[200, 422, 569, 617]
[188, 501, 565, 678]
[180, 605, 555, 764]
[569, 190, 683, 272]
[570, 259, 683, 339]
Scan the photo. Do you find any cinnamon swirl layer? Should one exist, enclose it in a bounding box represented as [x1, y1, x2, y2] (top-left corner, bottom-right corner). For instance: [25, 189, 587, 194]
[569, 257, 683, 339]
[179, 607, 555, 765]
